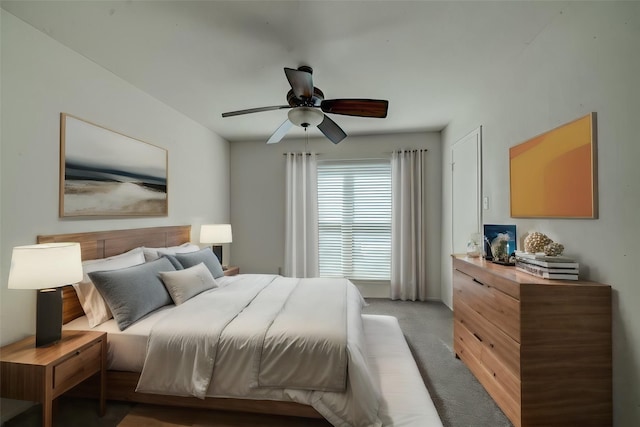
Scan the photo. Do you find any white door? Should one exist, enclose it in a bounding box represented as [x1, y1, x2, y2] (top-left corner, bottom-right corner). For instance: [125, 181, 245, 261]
[452, 127, 482, 254]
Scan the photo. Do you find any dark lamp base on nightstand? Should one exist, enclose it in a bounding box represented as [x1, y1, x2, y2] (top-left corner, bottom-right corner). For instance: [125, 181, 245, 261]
[36, 288, 63, 348]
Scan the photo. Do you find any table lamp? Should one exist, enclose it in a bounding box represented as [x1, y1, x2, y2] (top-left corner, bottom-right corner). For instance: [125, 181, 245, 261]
[8, 242, 83, 347]
[199, 224, 232, 265]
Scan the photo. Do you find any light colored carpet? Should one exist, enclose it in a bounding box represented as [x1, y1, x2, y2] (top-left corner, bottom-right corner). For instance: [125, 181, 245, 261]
[363, 299, 512, 427]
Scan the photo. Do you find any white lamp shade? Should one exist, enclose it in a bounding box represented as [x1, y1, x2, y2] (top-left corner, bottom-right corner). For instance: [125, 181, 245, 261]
[8, 242, 83, 290]
[288, 107, 324, 127]
[200, 224, 233, 244]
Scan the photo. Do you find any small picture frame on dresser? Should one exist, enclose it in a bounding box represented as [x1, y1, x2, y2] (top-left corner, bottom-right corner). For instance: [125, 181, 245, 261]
[483, 224, 516, 261]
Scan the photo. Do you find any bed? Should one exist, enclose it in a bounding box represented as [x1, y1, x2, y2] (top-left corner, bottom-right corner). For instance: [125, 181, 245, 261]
[39, 225, 442, 427]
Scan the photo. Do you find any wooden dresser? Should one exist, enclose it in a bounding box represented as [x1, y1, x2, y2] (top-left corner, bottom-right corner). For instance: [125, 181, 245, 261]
[452, 255, 611, 427]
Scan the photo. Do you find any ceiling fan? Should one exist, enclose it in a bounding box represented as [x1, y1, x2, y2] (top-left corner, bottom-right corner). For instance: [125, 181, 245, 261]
[221, 66, 389, 144]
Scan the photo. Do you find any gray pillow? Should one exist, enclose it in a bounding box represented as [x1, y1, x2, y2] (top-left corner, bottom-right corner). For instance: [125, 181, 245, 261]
[159, 262, 218, 305]
[161, 254, 184, 270]
[89, 257, 175, 330]
[173, 247, 224, 278]
[142, 243, 200, 262]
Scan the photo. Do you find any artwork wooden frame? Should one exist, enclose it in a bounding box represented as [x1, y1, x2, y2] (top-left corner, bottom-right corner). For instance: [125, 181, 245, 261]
[509, 112, 597, 218]
[60, 113, 168, 217]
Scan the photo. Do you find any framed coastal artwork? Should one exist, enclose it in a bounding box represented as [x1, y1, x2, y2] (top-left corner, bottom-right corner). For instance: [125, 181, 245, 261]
[60, 113, 168, 217]
[509, 112, 597, 218]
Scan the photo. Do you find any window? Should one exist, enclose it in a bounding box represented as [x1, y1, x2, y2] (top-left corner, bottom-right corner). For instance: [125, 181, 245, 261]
[317, 160, 391, 281]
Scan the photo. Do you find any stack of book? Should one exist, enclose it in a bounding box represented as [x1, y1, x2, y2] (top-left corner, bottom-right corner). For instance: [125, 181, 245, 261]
[514, 251, 579, 280]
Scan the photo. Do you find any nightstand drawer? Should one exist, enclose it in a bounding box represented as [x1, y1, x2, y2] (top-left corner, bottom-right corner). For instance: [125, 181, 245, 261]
[53, 340, 102, 393]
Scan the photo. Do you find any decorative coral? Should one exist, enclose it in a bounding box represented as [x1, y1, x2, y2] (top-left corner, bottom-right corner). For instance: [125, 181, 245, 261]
[490, 234, 510, 261]
[544, 242, 565, 256]
[524, 232, 552, 253]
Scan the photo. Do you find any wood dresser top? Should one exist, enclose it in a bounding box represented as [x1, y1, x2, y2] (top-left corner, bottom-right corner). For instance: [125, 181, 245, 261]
[452, 254, 609, 288]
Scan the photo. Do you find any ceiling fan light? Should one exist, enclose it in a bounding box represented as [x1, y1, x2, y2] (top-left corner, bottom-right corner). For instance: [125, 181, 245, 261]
[288, 107, 324, 128]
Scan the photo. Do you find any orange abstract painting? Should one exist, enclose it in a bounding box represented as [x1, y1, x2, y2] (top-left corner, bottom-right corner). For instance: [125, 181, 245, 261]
[509, 113, 597, 218]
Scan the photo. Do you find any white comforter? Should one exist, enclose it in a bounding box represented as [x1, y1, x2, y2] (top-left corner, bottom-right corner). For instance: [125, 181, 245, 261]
[136, 274, 382, 427]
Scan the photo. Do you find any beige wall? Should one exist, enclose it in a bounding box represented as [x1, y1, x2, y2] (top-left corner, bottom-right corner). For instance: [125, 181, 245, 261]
[230, 132, 442, 299]
[440, 3, 639, 425]
[0, 10, 230, 347]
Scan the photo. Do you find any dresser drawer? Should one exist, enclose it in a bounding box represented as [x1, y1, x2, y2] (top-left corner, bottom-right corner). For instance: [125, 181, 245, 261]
[454, 317, 483, 359]
[481, 342, 521, 404]
[53, 340, 102, 393]
[455, 299, 520, 377]
[454, 318, 483, 375]
[473, 357, 522, 427]
[454, 322, 521, 426]
[454, 269, 520, 342]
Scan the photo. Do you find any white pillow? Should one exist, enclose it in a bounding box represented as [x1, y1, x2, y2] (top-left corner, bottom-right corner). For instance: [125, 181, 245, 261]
[143, 243, 200, 261]
[159, 262, 218, 305]
[73, 247, 146, 327]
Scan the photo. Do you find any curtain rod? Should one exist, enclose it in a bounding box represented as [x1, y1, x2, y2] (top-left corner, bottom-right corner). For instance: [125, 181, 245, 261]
[385, 149, 429, 153]
[282, 154, 388, 162]
[282, 149, 428, 156]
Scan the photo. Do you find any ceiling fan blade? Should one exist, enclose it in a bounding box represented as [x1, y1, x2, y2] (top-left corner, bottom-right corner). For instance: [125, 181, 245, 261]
[222, 105, 290, 118]
[267, 119, 294, 144]
[320, 99, 388, 118]
[284, 67, 314, 99]
[317, 116, 347, 144]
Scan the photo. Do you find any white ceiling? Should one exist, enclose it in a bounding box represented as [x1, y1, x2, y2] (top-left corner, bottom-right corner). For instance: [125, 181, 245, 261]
[2, 1, 568, 143]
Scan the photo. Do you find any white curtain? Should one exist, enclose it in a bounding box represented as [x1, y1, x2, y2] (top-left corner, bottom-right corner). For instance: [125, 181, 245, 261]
[391, 150, 428, 300]
[284, 152, 319, 278]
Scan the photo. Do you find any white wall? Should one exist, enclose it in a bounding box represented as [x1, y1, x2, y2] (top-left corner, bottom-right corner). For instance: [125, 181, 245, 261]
[440, 3, 639, 426]
[0, 10, 230, 347]
[230, 132, 441, 299]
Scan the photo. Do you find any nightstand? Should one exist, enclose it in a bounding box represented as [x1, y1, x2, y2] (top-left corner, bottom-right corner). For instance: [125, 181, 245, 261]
[223, 266, 240, 276]
[0, 330, 106, 427]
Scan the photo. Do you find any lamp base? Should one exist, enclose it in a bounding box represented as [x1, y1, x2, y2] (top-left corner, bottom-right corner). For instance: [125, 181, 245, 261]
[212, 245, 223, 264]
[36, 288, 62, 347]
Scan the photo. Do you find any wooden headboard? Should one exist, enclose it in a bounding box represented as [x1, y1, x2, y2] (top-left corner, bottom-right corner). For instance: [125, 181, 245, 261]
[37, 225, 191, 324]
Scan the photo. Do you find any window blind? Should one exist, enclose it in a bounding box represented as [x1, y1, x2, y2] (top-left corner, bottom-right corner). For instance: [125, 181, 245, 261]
[317, 160, 391, 281]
